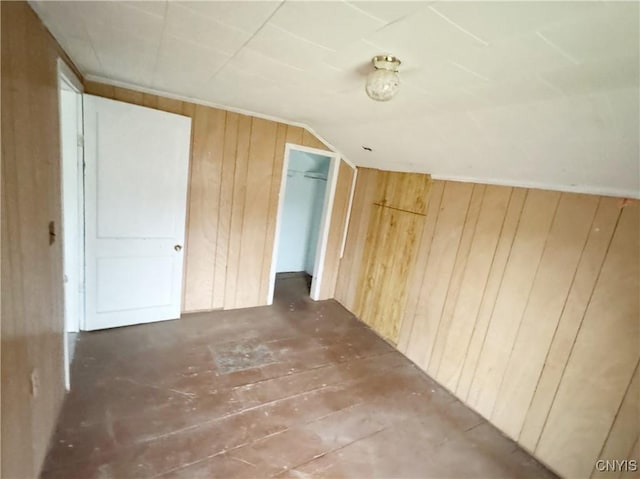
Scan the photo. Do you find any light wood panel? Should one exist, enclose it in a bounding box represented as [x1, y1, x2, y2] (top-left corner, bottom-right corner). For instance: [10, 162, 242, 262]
[213, 112, 240, 310]
[467, 189, 561, 418]
[334, 168, 379, 311]
[84, 81, 352, 312]
[491, 193, 599, 437]
[519, 197, 622, 450]
[535, 202, 639, 478]
[317, 160, 355, 300]
[426, 184, 485, 376]
[396, 180, 445, 352]
[455, 188, 527, 400]
[183, 105, 226, 311]
[621, 439, 640, 479]
[1, 2, 81, 477]
[591, 363, 639, 479]
[235, 118, 278, 307]
[404, 181, 474, 366]
[349, 170, 431, 344]
[258, 123, 287, 304]
[336, 175, 639, 478]
[432, 185, 513, 392]
[375, 170, 430, 214]
[355, 205, 425, 343]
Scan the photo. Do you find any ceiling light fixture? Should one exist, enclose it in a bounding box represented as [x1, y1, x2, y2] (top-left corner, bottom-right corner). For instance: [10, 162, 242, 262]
[365, 55, 401, 102]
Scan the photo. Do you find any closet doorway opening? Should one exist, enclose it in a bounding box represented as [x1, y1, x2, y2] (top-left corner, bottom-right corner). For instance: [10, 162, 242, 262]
[269, 144, 339, 304]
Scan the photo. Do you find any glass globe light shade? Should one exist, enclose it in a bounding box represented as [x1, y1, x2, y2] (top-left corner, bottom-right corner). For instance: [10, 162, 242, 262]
[365, 55, 401, 101]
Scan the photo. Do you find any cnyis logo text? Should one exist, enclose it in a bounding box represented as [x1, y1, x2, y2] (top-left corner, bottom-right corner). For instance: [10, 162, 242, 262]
[595, 459, 638, 473]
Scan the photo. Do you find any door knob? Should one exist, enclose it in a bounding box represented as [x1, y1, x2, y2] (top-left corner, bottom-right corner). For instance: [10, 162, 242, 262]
[174, 244, 182, 251]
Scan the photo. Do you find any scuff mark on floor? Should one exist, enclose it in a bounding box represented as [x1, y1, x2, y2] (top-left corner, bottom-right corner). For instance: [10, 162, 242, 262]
[211, 343, 277, 374]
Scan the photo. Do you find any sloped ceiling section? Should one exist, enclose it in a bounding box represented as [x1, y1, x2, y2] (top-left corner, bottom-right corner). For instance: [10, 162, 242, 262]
[31, 1, 639, 197]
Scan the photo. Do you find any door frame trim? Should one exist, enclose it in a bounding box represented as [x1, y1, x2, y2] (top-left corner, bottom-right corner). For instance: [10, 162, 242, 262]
[268, 143, 340, 304]
[56, 58, 84, 391]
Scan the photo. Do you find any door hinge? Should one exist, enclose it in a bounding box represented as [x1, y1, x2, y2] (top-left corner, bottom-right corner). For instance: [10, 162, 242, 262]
[77, 134, 84, 148]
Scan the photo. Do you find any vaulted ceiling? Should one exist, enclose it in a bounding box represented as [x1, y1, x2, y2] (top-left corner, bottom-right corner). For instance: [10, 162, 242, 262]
[31, 1, 639, 197]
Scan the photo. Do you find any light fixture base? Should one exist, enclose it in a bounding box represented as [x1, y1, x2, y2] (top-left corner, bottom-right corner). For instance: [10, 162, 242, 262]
[372, 55, 401, 71]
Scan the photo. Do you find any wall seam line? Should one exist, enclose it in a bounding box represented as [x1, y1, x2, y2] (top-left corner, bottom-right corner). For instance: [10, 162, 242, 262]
[465, 188, 528, 405]
[454, 187, 514, 397]
[517, 195, 601, 442]
[533, 206, 623, 453]
[427, 185, 484, 377]
[210, 110, 229, 310]
[232, 117, 254, 308]
[489, 191, 562, 422]
[404, 181, 445, 357]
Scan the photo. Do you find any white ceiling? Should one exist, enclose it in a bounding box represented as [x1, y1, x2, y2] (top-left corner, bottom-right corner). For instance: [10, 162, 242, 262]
[32, 1, 639, 197]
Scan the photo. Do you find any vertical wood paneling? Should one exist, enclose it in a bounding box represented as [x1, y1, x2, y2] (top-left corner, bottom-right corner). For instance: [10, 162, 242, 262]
[84, 80, 114, 98]
[491, 193, 599, 438]
[519, 196, 622, 450]
[377, 171, 430, 214]
[404, 181, 473, 367]
[336, 175, 638, 478]
[317, 160, 355, 300]
[211, 112, 239, 309]
[427, 184, 485, 376]
[369, 208, 425, 343]
[235, 118, 278, 308]
[83, 84, 348, 312]
[224, 115, 252, 309]
[258, 123, 287, 304]
[353, 203, 385, 317]
[334, 168, 379, 311]
[434, 185, 512, 392]
[456, 188, 527, 400]
[349, 171, 431, 344]
[285, 125, 305, 145]
[397, 180, 445, 352]
[535, 202, 639, 478]
[620, 438, 640, 479]
[591, 362, 639, 479]
[183, 106, 226, 311]
[467, 189, 561, 418]
[142, 93, 158, 109]
[301, 129, 329, 151]
[181, 101, 196, 118]
[156, 96, 184, 116]
[2, 2, 80, 476]
[113, 87, 144, 106]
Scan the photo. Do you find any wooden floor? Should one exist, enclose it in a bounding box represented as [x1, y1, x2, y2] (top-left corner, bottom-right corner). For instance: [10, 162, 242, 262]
[41, 274, 557, 478]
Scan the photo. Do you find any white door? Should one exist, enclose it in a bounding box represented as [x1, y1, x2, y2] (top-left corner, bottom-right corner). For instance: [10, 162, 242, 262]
[83, 94, 191, 331]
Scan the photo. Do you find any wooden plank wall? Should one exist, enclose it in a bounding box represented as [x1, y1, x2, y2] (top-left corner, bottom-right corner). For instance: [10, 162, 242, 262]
[84, 81, 354, 312]
[336, 173, 639, 478]
[337, 169, 431, 344]
[334, 168, 379, 311]
[316, 160, 355, 300]
[1, 2, 353, 473]
[1, 2, 83, 477]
